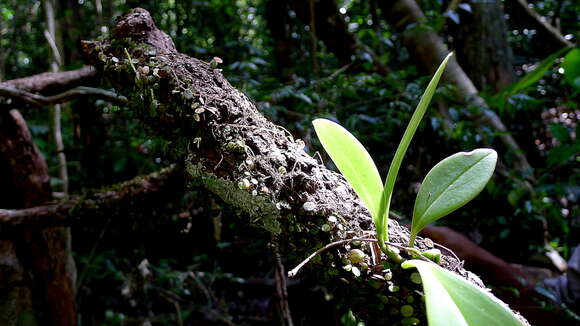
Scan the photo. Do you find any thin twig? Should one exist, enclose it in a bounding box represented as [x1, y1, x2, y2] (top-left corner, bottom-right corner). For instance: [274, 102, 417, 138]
[327, 62, 353, 80]
[43, 29, 62, 66]
[0, 85, 128, 107]
[124, 47, 139, 76]
[159, 290, 184, 326]
[44, 0, 69, 195]
[76, 217, 112, 295]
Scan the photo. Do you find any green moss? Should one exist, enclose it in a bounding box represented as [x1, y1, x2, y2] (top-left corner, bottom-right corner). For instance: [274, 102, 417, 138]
[185, 158, 281, 234]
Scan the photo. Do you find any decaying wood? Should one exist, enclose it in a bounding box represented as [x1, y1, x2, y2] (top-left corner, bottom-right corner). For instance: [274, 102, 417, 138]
[76, 8, 528, 324]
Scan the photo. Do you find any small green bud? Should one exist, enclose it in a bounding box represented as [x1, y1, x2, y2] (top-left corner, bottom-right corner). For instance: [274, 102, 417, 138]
[347, 249, 365, 264]
[360, 262, 369, 271]
[410, 272, 422, 284]
[400, 305, 414, 317]
[377, 294, 389, 304]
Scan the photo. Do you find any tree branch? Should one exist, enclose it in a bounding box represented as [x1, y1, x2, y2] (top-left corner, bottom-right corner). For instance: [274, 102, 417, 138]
[509, 0, 572, 48]
[75, 8, 529, 324]
[0, 85, 128, 107]
[379, 0, 534, 178]
[0, 66, 98, 94]
[0, 165, 182, 229]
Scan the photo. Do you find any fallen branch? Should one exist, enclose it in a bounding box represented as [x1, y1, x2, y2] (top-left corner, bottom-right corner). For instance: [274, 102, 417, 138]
[0, 66, 98, 94]
[0, 85, 128, 107]
[0, 165, 182, 229]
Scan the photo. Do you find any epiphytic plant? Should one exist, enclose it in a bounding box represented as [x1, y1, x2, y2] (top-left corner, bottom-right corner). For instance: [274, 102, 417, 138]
[314, 53, 496, 252]
[313, 53, 521, 325]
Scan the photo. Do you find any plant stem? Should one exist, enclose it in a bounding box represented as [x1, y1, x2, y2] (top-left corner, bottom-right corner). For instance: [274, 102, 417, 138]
[408, 233, 417, 249]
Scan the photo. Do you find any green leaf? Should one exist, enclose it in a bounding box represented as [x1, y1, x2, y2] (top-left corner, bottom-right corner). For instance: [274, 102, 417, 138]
[498, 46, 571, 98]
[409, 149, 497, 246]
[313, 119, 383, 225]
[549, 123, 571, 143]
[379, 52, 453, 245]
[563, 48, 580, 89]
[402, 260, 523, 326]
[547, 143, 580, 166]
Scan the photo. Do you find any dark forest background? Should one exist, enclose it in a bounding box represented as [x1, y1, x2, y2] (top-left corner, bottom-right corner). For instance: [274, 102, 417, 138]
[0, 0, 579, 325]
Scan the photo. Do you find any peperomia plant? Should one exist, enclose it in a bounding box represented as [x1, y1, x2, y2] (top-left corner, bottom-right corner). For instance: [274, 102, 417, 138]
[312, 53, 521, 325]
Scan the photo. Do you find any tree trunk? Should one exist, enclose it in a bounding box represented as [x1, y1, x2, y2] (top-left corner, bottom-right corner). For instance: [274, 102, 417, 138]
[78, 8, 529, 324]
[378, 0, 533, 177]
[265, 0, 295, 80]
[0, 109, 76, 326]
[452, 0, 514, 92]
[285, 0, 389, 75]
[287, 0, 356, 65]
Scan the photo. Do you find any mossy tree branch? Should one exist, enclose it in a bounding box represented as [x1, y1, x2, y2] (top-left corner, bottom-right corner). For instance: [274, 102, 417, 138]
[77, 8, 528, 324]
[0, 165, 183, 229]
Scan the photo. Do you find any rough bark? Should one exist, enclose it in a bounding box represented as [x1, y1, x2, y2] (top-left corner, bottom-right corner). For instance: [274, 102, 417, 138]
[452, 0, 515, 92]
[0, 110, 52, 208]
[379, 0, 533, 177]
[79, 8, 528, 324]
[0, 109, 76, 326]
